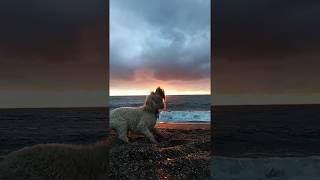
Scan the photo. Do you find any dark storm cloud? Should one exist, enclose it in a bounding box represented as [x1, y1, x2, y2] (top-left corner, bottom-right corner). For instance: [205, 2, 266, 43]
[110, 0, 210, 81]
[215, 0, 320, 61]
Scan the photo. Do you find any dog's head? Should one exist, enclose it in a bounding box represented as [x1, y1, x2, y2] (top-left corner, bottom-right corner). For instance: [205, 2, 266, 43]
[155, 86, 165, 101]
[144, 91, 165, 113]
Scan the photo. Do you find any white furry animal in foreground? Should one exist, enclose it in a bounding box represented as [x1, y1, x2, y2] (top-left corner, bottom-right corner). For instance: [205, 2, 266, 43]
[110, 89, 165, 143]
[0, 142, 109, 180]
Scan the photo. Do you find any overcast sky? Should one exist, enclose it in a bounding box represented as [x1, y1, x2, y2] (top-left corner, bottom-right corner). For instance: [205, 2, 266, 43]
[110, 0, 210, 95]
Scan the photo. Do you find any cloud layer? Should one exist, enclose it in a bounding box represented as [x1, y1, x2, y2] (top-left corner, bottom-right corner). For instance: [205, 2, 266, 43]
[110, 0, 210, 92]
[214, 0, 320, 99]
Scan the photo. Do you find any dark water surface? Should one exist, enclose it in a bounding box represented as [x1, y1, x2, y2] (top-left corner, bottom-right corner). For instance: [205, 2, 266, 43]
[212, 104, 320, 157]
[110, 95, 210, 111]
[0, 108, 108, 155]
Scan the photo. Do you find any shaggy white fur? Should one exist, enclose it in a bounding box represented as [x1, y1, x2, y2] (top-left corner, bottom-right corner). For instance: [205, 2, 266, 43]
[110, 91, 165, 143]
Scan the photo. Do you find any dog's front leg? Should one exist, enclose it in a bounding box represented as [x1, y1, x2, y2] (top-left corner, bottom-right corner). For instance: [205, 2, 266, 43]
[140, 128, 158, 144]
[151, 127, 168, 139]
[150, 127, 163, 137]
[151, 127, 161, 135]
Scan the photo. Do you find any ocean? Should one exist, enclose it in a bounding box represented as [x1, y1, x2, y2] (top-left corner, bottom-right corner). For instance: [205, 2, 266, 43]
[0, 95, 210, 155]
[213, 104, 320, 157]
[110, 95, 210, 111]
[0, 108, 108, 155]
[212, 104, 320, 179]
[111, 95, 211, 123]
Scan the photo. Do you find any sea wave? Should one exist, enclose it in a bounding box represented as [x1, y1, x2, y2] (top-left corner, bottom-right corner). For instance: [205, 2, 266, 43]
[159, 111, 210, 123]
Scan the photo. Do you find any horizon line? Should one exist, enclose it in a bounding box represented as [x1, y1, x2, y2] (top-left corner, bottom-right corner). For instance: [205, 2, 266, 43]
[110, 94, 211, 96]
[1, 103, 320, 109]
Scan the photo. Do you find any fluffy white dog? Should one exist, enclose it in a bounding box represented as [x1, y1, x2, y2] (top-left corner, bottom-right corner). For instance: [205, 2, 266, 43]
[110, 87, 165, 143]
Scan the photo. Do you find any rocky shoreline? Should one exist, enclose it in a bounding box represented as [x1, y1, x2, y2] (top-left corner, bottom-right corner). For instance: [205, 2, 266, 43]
[108, 127, 211, 179]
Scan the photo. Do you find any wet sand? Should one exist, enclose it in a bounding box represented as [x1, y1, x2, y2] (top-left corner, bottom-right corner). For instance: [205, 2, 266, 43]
[108, 123, 211, 179]
[155, 122, 211, 130]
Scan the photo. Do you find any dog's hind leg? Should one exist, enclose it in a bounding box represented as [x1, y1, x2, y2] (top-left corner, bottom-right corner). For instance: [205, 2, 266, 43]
[119, 134, 129, 143]
[116, 124, 129, 143]
[118, 132, 129, 143]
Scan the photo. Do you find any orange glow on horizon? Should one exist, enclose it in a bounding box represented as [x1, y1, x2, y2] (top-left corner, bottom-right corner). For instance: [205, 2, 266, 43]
[110, 89, 210, 96]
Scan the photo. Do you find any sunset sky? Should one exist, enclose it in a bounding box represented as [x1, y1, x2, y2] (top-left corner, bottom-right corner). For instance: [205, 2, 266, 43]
[110, 0, 210, 96]
[1, 1, 320, 107]
[0, 0, 107, 108]
[213, 0, 320, 105]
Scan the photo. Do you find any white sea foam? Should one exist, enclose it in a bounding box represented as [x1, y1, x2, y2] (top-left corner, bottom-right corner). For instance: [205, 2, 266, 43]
[159, 111, 210, 123]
